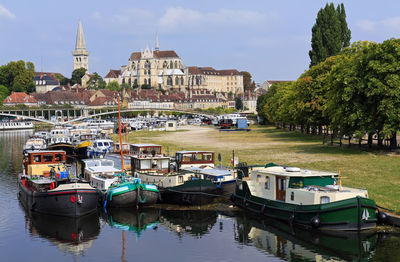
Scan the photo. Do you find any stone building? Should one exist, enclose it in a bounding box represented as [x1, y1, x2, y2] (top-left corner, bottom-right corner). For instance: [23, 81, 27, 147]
[105, 36, 244, 95]
[73, 20, 89, 72]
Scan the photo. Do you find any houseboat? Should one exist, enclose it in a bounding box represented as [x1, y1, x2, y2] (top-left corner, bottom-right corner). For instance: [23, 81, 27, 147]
[177, 151, 236, 197]
[232, 163, 377, 231]
[47, 128, 74, 155]
[18, 150, 98, 217]
[0, 121, 34, 130]
[131, 154, 217, 205]
[73, 133, 96, 158]
[84, 119, 114, 130]
[130, 143, 162, 156]
[82, 158, 159, 207]
[114, 142, 130, 154]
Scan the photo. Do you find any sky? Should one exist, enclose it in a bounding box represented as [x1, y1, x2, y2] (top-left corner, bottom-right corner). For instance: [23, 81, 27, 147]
[1, 0, 399, 83]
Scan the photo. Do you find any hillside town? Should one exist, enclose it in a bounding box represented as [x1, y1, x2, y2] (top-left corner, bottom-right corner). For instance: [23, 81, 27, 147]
[2, 21, 286, 114]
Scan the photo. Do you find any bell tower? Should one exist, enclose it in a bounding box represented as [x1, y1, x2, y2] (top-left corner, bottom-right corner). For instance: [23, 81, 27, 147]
[72, 20, 89, 71]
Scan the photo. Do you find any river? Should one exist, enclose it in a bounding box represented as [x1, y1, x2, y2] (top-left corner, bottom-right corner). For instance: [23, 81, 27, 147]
[0, 130, 399, 262]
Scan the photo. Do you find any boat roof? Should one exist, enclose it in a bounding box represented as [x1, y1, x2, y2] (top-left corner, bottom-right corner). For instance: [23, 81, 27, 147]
[131, 143, 161, 147]
[255, 166, 337, 178]
[86, 166, 121, 173]
[176, 150, 214, 154]
[184, 166, 232, 176]
[25, 150, 66, 154]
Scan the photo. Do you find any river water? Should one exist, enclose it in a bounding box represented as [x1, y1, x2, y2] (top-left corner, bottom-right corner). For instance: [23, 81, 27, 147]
[0, 130, 399, 262]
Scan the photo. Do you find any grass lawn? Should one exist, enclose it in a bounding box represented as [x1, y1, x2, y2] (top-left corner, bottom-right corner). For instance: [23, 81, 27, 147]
[113, 125, 400, 213]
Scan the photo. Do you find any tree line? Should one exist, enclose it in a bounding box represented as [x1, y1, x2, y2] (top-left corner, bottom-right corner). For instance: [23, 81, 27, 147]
[257, 39, 400, 149]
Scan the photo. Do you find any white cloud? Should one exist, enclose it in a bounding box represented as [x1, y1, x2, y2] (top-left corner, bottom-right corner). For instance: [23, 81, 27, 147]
[158, 7, 273, 32]
[0, 5, 16, 20]
[357, 16, 400, 32]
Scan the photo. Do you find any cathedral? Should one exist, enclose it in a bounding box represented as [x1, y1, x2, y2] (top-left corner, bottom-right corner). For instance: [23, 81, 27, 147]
[105, 35, 244, 95]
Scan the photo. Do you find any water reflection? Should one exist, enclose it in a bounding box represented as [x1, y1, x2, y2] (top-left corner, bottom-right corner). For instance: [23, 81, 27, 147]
[23, 206, 100, 256]
[159, 209, 217, 238]
[105, 208, 160, 237]
[233, 212, 381, 261]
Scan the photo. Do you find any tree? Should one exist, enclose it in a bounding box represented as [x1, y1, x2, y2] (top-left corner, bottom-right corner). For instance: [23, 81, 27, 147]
[0, 60, 35, 93]
[86, 72, 106, 90]
[56, 74, 70, 85]
[309, 3, 351, 67]
[71, 68, 87, 85]
[0, 85, 9, 106]
[107, 81, 121, 92]
[241, 71, 255, 92]
[235, 97, 243, 111]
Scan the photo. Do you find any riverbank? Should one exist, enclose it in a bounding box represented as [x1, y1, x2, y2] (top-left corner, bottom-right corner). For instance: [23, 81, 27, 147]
[113, 125, 400, 213]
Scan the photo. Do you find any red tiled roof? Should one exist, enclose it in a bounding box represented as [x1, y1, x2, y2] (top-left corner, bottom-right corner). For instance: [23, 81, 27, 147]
[3, 92, 37, 104]
[88, 96, 117, 106]
[129, 50, 179, 60]
[105, 69, 121, 79]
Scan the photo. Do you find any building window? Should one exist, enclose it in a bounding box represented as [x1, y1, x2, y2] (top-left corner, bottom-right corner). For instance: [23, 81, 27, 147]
[170, 61, 173, 68]
[175, 77, 179, 85]
[167, 76, 172, 85]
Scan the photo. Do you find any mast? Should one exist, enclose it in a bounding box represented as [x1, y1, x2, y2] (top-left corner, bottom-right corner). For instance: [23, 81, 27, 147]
[117, 93, 124, 171]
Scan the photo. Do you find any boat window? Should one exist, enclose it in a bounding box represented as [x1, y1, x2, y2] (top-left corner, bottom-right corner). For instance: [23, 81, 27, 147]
[43, 154, 53, 162]
[291, 192, 294, 201]
[104, 142, 109, 146]
[98, 142, 103, 147]
[33, 154, 42, 163]
[283, 179, 286, 189]
[320, 196, 330, 204]
[178, 176, 183, 183]
[264, 176, 270, 189]
[204, 153, 213, 161]
[256, 175, 261, 182]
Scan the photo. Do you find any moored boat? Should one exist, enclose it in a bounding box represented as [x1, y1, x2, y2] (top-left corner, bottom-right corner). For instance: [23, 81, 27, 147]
[232, 163, 377, 231]
[18, 150, 98, 217]
[131, 154, 217, 205]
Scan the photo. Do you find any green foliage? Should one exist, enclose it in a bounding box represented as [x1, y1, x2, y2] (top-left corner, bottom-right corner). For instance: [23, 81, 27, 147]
[241, 71, 255, 92]
[0, 85, 9, 106]
[56, 75, 69, 85]
[141, 84, 151, 89]
[87, 72, 106, 90]
[71, 68, 87, 85]
[107, 81, 121, 91]
[0, 60, 35, 94]
[259, 38, 400, 148]
[235, 97, 243, 110]
[309, 3, 351, 67]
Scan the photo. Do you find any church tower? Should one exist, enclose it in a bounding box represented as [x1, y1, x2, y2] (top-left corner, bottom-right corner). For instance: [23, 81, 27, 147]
[72, 20, 89, 72]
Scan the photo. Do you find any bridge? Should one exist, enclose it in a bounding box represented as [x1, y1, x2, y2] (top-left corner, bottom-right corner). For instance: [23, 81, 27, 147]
[0, 107, 213, 125]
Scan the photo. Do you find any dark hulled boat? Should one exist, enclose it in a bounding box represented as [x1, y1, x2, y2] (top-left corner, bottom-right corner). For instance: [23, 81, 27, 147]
[18, 150, 98, 217]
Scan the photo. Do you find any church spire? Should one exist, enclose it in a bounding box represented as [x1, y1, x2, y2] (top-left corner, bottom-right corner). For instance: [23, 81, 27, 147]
[75, 20, 87, 51]
[155, 32, 159, 51]
[72, 20, 89, 72]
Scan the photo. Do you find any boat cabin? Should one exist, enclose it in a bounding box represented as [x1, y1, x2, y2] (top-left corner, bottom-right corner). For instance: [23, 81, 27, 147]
[23, 150, 67, 177]
[114, 142, 131, 154]
[242, 165, 368, 205]
[81, 159, 121, 190]
[130, 144, 162, 156]
[175, 151, 214, 169]
[131, 155, 170, 173]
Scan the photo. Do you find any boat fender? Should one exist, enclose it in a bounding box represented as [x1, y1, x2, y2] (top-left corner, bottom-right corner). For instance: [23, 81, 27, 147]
[50, 182, 56, 190]
[70, 195, 76, 203]
[377, 211, 387, 223]
[260, 204, 266, 214]
[310, 216, 320, 228]
[230, 194, 236, 203]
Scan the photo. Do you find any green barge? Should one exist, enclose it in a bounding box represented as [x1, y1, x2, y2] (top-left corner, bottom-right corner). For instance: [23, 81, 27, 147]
[231, 164, 377, 231]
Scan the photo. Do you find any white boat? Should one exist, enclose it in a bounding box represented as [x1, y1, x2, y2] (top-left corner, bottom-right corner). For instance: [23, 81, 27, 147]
[82, 159, 121, 191]
[86, 139, 114, 158]
[0, 121, 34, 130]
[24, 137, 47, 150]
[84, 119, 114, 130]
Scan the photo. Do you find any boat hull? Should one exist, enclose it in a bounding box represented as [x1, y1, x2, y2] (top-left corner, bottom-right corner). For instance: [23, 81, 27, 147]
[106, 183, 159, 207]
[18, 180, 98, 217]
[160, 179, 217, 205]
[232, 181, 377, 231]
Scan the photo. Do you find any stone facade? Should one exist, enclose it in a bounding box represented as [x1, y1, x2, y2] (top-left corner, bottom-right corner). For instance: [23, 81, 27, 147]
[73, 21, 89, 72]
